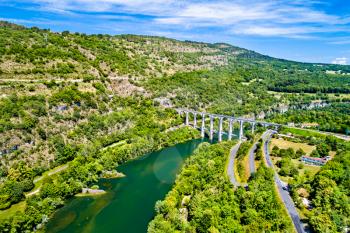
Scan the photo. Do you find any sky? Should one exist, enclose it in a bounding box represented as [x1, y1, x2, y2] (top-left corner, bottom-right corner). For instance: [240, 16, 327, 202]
[1, 0, 350, 64]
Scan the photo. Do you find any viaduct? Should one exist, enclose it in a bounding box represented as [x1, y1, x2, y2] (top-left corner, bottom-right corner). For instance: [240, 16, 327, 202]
[176, 109, 281, 142]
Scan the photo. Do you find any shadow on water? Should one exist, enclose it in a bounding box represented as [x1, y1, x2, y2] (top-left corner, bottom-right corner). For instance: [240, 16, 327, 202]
[46, 131, 238, 233]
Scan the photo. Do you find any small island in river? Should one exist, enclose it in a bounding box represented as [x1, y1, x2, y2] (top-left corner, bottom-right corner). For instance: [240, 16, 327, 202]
[75, 187, 106, 197]
[101, 170, 126, 179]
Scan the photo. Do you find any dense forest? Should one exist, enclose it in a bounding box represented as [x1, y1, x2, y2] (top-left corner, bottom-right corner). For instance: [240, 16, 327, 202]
[268, 103, 350, 134]
[0, 21, 349, 232]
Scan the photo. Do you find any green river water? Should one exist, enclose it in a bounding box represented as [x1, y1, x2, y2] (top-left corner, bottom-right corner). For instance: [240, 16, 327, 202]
[45, 138, 210, 233]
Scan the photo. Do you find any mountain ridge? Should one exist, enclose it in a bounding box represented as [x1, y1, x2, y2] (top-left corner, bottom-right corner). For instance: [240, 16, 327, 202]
[2, 20, 350, 68]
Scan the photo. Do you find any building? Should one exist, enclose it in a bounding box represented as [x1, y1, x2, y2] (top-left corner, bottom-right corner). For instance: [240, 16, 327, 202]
[301, 156, 330, 166]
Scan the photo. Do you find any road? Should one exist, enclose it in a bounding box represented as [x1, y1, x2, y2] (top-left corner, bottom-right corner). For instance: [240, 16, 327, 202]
[26, 164, 69, 197]
[248, 143, 257, 175]
[33, 164, 69, 183]
[263, 131, 305, 233]
[26, 189, 40, 197]
[227, 142, 241, 187]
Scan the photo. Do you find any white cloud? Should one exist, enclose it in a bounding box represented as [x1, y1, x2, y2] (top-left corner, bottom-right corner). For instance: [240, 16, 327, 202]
[331, 57, 348, 65]
[231, 24, 345, 38]
[233, 26, 308, 37]
[11, 0, 350, 38]
[152, 1, 349, 38]
[27, 0, 179, 14]
[178, 2, 272, 23]
[0, 17, 68, 26]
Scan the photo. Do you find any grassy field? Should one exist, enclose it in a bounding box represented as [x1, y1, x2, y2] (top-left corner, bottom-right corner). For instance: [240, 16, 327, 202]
[0, 201, 26, 221]
[285, 126, 350, 142]
[270, 138, 316, 155]
[242, 154, 250, 182]
[269, 138, 321, 183]
[234, 159, 242, 183]
[280, 127, 326, 138]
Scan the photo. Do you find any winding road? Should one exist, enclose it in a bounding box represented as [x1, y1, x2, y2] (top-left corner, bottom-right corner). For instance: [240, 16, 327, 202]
[227, 142, 241, 187]
[248, 142, 257, 175]
[263, 130, 305, 233]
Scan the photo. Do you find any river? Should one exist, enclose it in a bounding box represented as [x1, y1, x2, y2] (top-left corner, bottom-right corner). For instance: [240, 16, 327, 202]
[45, 137, 210, 233]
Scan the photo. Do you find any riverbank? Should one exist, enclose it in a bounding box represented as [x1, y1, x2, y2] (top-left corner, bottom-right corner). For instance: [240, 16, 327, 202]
[0, 126, 201, 232]
[45, 137, 207, 233]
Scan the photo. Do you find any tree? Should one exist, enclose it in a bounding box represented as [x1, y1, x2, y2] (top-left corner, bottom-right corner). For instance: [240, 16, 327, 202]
[295, 148, 305, 158]
[316, 143, 330, 157]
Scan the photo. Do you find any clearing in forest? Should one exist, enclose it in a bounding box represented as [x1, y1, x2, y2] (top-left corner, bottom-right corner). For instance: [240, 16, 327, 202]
[270, 138, 315, 155]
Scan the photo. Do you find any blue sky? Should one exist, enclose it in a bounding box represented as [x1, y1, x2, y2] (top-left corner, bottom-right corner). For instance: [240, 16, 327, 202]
[1, 0, 350, 64]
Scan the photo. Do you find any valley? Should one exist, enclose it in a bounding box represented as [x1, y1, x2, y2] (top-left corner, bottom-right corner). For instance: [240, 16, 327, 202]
[0, 21, 349, 233]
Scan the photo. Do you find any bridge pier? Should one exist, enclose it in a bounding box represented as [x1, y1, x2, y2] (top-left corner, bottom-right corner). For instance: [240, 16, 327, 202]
[177, 108, 281, 141]
[209, 115, 214, 141]
[218, 117, 223, 142]
[228, 118, 233, 140]
[201, 113, 205, 138]
[193, 113, 197, 128]
[239, 120, 244, 140]
[185, 111, 189, 126]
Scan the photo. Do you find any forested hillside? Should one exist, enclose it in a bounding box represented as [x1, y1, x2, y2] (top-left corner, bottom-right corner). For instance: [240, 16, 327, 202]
[269, 103, 350, 134]
[0, 21, 350, 232]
